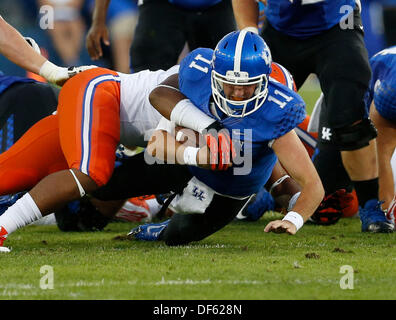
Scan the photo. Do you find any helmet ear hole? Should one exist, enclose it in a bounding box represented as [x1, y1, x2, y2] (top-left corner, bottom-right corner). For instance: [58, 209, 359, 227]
[211, 30, 272, 117]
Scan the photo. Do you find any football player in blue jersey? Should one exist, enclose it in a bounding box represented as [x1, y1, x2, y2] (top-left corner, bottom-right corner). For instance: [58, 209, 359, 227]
[232, 0, 394, 233]
[122, 30, 324, 245]
[86, 0, 236, 72]
[364, 46, 396, 223]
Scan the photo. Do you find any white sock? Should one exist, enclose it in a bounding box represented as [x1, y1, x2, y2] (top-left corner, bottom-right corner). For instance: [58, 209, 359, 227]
[0, 193, 43, 235]
[146, 198, 162, 218]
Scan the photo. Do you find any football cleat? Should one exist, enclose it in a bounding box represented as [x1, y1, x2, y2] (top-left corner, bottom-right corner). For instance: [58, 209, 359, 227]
[115, 195, 160, 223]
[360, 199, 394, 233]
[386, 195, 396, 226]
[340, 189, 359, 218]
[309, 189, 347, 225]
[236, 188, 275, 221]
[127, 219, 170, 241]
[0, 192, 24, 216]
[0, 226, 10, 253]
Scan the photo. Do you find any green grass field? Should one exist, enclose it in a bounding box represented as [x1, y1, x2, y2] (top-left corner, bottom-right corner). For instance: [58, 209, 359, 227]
[2, 83, 395, 301]
[2, 214, 396, 300]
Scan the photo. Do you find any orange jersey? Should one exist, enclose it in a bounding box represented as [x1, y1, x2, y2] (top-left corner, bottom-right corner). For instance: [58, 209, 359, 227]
[270, 62, 297, 92]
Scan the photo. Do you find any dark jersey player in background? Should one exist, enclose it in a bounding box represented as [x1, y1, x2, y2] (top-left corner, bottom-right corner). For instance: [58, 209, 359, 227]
[86, 0, 236, 72]
[0, 74, 58, 153]
[232, 0, 393, 233]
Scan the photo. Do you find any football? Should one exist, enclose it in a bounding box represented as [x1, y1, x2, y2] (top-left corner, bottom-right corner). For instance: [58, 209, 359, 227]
[174, 126, 205, 148]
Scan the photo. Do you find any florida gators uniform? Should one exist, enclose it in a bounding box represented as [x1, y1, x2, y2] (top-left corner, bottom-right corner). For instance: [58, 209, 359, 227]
[0, 66, 179, 194]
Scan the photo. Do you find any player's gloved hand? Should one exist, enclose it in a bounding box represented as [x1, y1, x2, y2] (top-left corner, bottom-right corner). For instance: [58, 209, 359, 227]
[203, 121, 235, 171]
[24, 37, 41, 53]
[39, 61, 98, 86]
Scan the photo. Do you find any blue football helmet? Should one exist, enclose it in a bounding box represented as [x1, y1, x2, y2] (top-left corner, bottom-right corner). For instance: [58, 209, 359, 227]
[211, 30, 272, 117]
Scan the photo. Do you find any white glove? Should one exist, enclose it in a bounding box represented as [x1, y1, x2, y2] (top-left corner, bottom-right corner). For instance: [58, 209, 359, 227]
[39, 61, 98, 86]
[24, 36, 41, 54]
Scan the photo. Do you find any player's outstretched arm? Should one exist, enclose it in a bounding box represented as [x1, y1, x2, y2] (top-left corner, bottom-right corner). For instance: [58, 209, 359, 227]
[0, 16, 47, 75]
[0, 16, 97, 86]
[86, 0, 111, 60]
[370, 103, 396, 208]
[264, 130, 324, 235]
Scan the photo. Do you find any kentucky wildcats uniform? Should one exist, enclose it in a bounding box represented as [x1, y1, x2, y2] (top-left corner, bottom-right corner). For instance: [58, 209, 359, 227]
[261, 0, 373, 152]
[179, 48, 306, 197]
[264, 0, 358, 38]
[364, 46, 396, 121]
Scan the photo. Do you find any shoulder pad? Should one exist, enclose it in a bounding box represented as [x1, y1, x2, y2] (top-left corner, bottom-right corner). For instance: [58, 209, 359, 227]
[260, 82, 306, 140]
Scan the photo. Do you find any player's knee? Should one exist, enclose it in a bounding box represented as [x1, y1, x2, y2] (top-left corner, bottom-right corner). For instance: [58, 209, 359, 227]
[69, 168, 99, 198]
[323, 118, 378, 151]
[86, 169, 113, 190]
[161, 214, 205, 246]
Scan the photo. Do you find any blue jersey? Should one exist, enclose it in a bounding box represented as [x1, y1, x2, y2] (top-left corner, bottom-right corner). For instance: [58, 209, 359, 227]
[265, 0, 357, 38]
[178, 49, 306, 197]
[0, 72, 36, 95]
[168, 0, 221, 10]
[364, 46, 396, 122]
[86, 0, 137, 22]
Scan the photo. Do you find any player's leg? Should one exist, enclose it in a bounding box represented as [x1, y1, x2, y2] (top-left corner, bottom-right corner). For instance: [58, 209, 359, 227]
[260, 22, 313, 89]
[308, 94, 359, 221]
[314, 11, 392, 232]
[187, 0, 236, 51]
[162, 195, 248, 246]
[0, 115, 67, 195]
[131, 193, 249, 246]
[0, 68, 122, 250]
[129, 1, 186, 72]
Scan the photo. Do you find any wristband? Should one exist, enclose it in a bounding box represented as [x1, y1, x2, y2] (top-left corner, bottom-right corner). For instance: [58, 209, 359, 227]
[183, 146, 199, 166]
[282, 211, 304, 231]
[170, 99, 215, 134]
[39, 60, 68, 84]
[243, 26, 259, 34]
